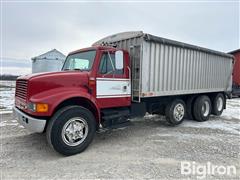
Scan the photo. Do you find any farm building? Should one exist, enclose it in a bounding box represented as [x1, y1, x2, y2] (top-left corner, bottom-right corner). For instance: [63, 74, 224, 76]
[229, 49, 240, 97]
[31, 49, 66, 73]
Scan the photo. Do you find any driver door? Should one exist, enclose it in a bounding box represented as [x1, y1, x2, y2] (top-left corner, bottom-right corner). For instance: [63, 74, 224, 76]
[96, 51, 131, 108]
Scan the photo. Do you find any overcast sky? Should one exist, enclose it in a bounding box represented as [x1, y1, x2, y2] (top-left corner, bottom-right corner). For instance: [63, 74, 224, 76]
[1, 1, 239, 75]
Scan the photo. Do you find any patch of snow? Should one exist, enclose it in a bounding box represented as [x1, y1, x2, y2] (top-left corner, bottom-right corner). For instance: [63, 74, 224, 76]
[0, 81, 15, 111]
[0, 120, 19, 127]
[0, 110, 13, 114]
[221, 98, 240, 120]
[151, 133, 219, 141]
[0, 80, 16, 88]
[182, 120, 240, 135]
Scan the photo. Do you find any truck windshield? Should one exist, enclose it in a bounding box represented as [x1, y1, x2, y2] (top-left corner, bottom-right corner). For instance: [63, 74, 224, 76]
[62, 50, 96, 71]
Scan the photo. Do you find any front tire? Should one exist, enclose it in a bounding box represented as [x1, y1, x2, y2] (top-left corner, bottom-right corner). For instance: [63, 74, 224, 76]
[165, 99, 186, 126]
[46, 106, 96, 156]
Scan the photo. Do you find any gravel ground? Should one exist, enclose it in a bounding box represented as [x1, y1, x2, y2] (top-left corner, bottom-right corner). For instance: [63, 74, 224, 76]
[0, 99, 240, 180]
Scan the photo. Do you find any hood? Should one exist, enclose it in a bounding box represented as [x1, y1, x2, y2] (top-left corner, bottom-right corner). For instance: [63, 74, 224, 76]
[18, 71, 73, 80]
[18, 71, 89, 98]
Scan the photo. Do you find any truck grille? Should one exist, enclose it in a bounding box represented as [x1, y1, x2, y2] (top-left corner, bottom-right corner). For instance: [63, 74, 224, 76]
[16, 80, 28, 100]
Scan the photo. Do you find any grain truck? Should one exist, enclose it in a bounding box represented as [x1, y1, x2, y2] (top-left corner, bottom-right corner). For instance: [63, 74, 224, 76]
[14, 31, 234, 155]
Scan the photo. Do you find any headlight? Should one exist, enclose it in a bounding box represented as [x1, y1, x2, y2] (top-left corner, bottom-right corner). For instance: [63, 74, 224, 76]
[28, 102, 36, 112]
[28, 102, 48, 112]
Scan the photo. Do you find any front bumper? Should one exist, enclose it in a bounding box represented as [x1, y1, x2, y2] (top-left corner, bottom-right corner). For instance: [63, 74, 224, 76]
[13, 107, 47, 133]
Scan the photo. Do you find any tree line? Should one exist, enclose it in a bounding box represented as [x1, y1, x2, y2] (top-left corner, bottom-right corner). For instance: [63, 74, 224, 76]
[0, 74, 19, 81]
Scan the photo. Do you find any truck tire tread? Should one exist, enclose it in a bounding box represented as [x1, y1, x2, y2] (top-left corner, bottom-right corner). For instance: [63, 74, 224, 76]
[211, 93, 225, 116]
[165, 99, 186, 126]
[46, 105, 96, 156]
[193, 95, 212, 122]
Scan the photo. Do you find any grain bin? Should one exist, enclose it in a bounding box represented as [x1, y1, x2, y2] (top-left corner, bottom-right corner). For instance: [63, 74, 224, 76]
[31, 49, 66, 73]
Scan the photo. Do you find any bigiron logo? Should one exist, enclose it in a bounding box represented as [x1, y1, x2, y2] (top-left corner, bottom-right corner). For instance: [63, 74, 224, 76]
[180, 161, 237, 179]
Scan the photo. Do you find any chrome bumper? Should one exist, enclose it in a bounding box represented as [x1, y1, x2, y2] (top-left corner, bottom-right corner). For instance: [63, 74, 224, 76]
[13, 107, 46, 133]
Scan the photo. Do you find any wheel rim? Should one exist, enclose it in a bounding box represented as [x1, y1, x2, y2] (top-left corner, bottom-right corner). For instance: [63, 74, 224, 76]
[173, 103, 185, 121]
[216, 97, 223, 111]
[202, 101, 210, 117]
[61, 117, 89, 146]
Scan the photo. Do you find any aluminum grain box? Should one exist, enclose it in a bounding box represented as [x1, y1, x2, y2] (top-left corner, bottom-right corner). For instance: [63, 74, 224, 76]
[93, 31, 234, 101]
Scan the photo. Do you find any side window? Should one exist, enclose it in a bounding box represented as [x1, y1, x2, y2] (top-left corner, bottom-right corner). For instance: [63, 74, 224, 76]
[98, 53, 123, 75]
[98, 54, 107, 74]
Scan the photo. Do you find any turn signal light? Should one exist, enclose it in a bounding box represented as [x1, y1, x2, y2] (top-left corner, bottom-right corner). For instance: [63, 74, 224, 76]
[36, 103, 48, 112]
[89, 77, 95, 86]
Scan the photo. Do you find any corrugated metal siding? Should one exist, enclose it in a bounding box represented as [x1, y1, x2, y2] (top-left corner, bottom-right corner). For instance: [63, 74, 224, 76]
[141, 41, 233, 97]
[32, 59, 64, 73]
[93, 31, 233, 99]
[32, 49, 66, 73]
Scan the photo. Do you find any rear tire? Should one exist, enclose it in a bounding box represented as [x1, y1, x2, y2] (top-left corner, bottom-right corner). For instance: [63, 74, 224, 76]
[212, 93, 225, 116]
[185, 95, 196, 120]
[46, 106, 96, 156]
[165, 99, 186, 126]
[193, 95, 212, 122]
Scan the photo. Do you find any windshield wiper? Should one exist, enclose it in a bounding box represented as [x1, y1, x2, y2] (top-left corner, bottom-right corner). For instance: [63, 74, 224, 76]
[73, 68, 82, 71]
[63, 68, 82, 71]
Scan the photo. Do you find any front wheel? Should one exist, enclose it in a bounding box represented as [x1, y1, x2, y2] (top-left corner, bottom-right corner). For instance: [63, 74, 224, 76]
[46, 106, 96, 156]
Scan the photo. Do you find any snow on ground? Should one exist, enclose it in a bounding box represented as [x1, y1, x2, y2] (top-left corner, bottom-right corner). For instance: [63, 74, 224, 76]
[182, 98, 240, 135]
[0, 119, 20, 127]
[0, 80, 15, 112]
[182, 118, 240, 135]
[0, 111, 13, 114]
[221, 98, 240, 120]
[0, 88, 15, 111]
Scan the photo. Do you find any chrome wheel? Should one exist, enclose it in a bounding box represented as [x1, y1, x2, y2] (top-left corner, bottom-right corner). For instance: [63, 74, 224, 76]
[202, 101, 210, 117]
[173, 103, 185, 121]
[61, 117, 88, 146]
[216, 97, 223, 111]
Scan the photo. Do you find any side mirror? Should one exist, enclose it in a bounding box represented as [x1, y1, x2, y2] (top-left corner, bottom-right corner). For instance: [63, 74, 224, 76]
[115, 50, 124, 70]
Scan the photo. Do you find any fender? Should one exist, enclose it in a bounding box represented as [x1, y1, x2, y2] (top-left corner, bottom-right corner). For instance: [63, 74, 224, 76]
[28, 87, 100, 120]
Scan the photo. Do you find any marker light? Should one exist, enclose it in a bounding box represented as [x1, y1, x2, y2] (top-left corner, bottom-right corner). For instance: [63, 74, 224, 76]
[36, 103, 49, 112]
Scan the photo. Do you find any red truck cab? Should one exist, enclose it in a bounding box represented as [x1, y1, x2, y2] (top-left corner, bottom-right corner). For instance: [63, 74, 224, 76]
[14, 46, 131, 155]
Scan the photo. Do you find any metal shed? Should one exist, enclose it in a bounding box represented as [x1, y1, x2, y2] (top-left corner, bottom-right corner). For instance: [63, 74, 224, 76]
[31, 49, 66, 73]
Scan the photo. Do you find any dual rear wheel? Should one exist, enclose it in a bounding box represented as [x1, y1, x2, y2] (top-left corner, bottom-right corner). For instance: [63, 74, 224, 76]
[212, 93, 225, 116]
[165, 93, 225, 126]
[193, 95, 212, 122]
